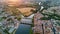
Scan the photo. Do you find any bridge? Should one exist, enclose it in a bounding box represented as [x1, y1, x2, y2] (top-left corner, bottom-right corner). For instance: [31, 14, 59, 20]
[20, 17, 32, 25]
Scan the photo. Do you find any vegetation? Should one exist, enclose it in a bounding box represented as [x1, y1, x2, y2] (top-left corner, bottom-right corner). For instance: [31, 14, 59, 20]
[0, 17, 3, 21]
[29, 28, 33, 34]
[0, 33, 2, 34]
[32, 17, 34, 26]
[3, 29, 9, 34]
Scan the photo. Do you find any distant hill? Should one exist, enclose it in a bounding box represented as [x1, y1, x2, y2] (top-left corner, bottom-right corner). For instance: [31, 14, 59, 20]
[46, 0, 60, 7]
[30, 0, 60, 6]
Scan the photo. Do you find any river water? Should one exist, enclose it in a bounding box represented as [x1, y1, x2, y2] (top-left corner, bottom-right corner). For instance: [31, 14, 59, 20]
[15, 24, 31, 34]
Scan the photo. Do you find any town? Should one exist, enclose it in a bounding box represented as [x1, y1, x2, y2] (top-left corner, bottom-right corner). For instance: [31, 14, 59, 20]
[0, 0, 60, 34]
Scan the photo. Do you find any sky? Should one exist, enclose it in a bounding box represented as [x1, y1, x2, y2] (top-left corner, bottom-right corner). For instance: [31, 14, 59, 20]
[0, 0, 60, 6]
[0, 0, 45, 3]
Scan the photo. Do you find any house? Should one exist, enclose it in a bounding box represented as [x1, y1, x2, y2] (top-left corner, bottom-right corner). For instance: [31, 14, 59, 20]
[33, 12, 54, 34]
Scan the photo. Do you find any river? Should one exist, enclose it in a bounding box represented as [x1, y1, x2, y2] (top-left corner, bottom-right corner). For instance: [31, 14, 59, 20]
[15, 24, 31, 34]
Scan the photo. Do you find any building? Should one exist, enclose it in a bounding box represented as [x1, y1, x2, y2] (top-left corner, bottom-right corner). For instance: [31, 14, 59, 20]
[33, 12, 55, 34]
